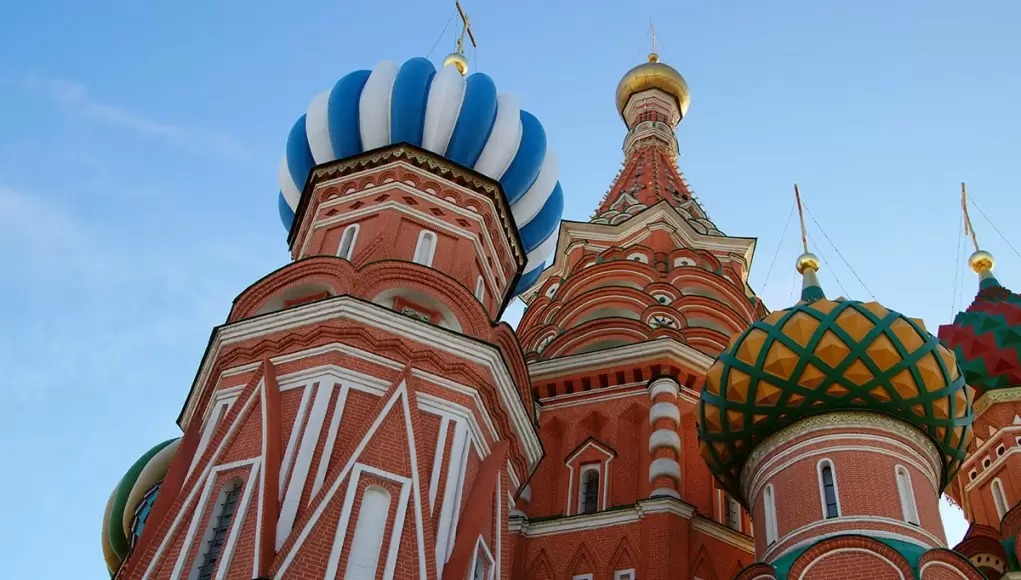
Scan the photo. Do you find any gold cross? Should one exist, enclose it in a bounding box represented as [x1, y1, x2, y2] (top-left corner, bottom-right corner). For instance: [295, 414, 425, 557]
[650, 19, 658, 54]
[455, 1, 477, 55]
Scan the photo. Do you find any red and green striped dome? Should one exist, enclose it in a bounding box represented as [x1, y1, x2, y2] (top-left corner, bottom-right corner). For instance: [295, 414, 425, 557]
[939, 275, 1021, 395]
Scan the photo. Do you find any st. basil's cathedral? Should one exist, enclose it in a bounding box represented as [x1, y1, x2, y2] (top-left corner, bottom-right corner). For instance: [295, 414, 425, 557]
[98, 11, 1021, 580]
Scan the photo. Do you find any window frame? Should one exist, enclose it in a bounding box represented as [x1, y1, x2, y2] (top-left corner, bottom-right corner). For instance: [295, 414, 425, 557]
[895, 465, 920, 525]
[816, 459, 841, 519]
[577, 465, 601, 515]
[763, 483, 779, 545]
[614, 570, 636, 580]
[191, 478, 245, 580]
[474, 275, 485, 303]
[992, 477, 1009, 520]
[337, 223, 360, 260]
[725, 494, 742, 532]
[413, 229, 438, 266]
[468, 536, 495, 580]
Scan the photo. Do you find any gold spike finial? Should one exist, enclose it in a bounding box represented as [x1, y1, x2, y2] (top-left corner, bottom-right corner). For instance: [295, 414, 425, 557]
[794, 184, 820, 275]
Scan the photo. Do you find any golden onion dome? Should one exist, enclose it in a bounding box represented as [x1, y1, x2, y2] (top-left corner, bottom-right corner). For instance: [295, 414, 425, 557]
[615, 53, 691, 123]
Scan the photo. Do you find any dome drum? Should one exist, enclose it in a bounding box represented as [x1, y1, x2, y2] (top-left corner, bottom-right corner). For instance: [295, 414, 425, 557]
[698, 297, 974, 503]
[276, 57, 564, 296]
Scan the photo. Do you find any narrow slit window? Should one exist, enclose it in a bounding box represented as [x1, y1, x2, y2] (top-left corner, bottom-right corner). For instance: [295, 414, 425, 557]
[993, 478, 1009, 520]
[819, 461, 840, 519]
[338, 224, 359, 260]
[475, 275, 485, 302]
[578, 467, 600, 514]
[763, 484, 779, 545]
[413, 230, 437, 266]
[194, 479, 243, 580]
[895, 466, 919, 525]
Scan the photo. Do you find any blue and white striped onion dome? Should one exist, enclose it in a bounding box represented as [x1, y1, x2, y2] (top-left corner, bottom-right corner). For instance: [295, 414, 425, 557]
[277, 57, 564, 296]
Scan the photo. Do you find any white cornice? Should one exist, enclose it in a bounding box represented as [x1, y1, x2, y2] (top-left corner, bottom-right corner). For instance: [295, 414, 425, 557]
[521, 202, 757, 301]
[528, 338, 714, 379]
[508, 497, 697, 538]
[181, 296, 541, 470]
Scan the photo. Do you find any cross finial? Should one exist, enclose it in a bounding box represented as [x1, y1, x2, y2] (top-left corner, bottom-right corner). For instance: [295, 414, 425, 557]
[794, 184, 809, 255]
[650, 19, 658, 54]
[962, 182, 980, 253]
[455, 1, 477, 55]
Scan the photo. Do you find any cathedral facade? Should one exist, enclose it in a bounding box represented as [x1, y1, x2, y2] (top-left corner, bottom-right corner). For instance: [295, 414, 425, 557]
[100, 42, 1021, 580]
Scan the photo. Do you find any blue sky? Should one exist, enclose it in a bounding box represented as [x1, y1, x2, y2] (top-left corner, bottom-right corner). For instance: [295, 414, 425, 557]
[2, 0, 1019, 577]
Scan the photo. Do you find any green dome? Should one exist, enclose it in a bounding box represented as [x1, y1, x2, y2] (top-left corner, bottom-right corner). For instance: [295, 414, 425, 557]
[698, 296, 974, 502]
[101, 438, 179, 576]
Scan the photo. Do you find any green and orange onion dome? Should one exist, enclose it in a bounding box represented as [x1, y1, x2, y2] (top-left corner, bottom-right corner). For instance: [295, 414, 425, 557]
[939, 250, 1021, 395]
[698, 253, 974, 502]
[101, 438, 179, 576]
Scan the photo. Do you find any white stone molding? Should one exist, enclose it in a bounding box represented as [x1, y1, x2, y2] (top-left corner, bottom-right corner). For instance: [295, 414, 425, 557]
[649, 377, 680, 400]
[648, 429, 681, 454]
[648, 457, 681, 483]
[649, 402, 681, 427]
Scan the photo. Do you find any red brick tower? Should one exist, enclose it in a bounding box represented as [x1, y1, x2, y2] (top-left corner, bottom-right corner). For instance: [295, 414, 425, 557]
[939, 190, 1021, 577]
[511, 52, 767, 580]
[100, 49, 557, 578]
[700, 195, 980, 579]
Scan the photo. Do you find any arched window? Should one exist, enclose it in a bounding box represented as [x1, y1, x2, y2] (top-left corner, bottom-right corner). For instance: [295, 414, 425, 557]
[475, 275, 485, 302]
[337, 224, 359, 260]
[992, 478, 1009, 520]
[895, 465, 919, 525]
[343, 486, 392, 580]
[413, 230, 437, 266]
[578, 466, 600, 514]
[725, 494, 741, 531]
[193, 478, 244, 580]
[763, 484, 779, 545]
[817, 459, 840, 519]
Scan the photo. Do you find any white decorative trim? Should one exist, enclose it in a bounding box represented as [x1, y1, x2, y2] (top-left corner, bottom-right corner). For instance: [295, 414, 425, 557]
[214, 462, 260, 580]
[415, 386, 493, 456]
[649, 402, 680, 426]
[468, 535, 496, 580]
[181, 297, 542, 470]
[323, 464, 412, 580]
[168, 458, 261, 580]
[648, 429, 681, 454]
[649, 377, 680, 400]
[762, 516, 943, 562]
[275, 381, 428, 579]
[304, 172, 513, 290]
[798, 548, 904, 580]
[337, 223, 360, 260]
[573, 575, 594, 580]
[649, 457, 681, 483]
[429, 416, 450, 513]
[763, 483, 778, 546]
[218, 343, 403, 385]
[186, 388, 242, 480]
[742, 412, 941, 500]
[435, 419, 470, 578]
[919, 561, 971, 579]
[143, 382, 261, 580]
[278, 384, 313, 498]
[894, 465, 919, 525]
[967, 444, 1021, 490]
[520, 484, 532, 502]
[993, 477, 1009, 520]
[509, 497, 697, 538]
[413, 229, 438, 266]
[528, 337, 713, 379]
[276, 378, 335, 548]
[747, 435, 935, 502]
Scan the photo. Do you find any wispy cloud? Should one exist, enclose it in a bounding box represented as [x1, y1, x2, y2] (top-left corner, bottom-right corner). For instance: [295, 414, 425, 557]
[24, 74, 248, 160]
